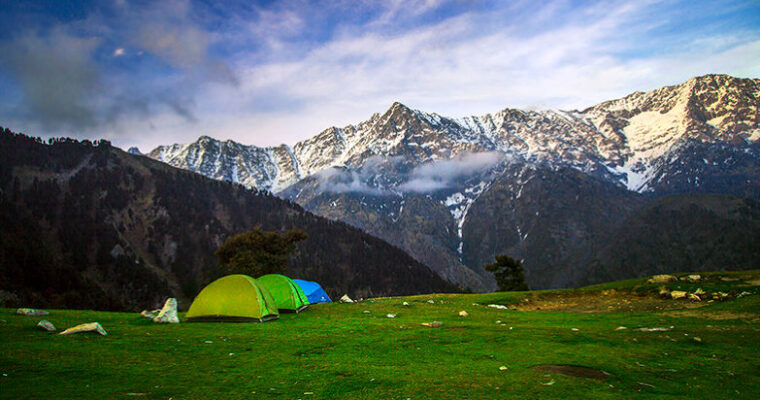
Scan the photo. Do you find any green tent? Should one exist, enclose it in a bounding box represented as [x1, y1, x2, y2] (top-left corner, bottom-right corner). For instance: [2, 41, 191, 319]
[186, 275, 279, 322]
[257, 274, 310, 313]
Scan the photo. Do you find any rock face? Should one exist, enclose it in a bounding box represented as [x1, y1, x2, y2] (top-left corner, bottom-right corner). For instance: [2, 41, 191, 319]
[148, 75, 760, 291]
[152, 298, 179, 324]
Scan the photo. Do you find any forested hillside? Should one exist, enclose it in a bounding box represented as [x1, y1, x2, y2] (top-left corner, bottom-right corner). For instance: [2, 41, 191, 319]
[0, 129, 458, 311]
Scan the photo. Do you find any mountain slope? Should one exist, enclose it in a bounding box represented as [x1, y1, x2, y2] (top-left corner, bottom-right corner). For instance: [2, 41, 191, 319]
[148, 74, 760, 290]
[0, 129, 458, 311]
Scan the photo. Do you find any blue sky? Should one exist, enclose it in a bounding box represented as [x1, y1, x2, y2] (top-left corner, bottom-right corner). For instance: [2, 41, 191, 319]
[0, 0, 758, 151]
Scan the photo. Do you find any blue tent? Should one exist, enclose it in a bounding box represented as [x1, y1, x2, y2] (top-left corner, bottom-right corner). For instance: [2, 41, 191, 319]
[293, 279, 332, 304]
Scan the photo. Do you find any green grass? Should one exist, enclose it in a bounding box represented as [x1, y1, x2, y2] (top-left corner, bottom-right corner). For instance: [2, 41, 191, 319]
[2, 270, 760, 399]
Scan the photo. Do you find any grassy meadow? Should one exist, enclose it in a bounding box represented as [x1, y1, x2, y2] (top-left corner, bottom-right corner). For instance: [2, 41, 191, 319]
[1, 270, 759, 399]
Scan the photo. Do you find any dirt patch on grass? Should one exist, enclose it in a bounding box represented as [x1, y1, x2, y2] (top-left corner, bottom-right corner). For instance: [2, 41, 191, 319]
[664, 310, 759, 321]
[531, 364, 612, 380]
[514, 290, 707, 313]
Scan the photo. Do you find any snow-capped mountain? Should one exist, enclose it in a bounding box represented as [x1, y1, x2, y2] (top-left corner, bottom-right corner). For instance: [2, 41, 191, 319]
[148, 74, 760, 291]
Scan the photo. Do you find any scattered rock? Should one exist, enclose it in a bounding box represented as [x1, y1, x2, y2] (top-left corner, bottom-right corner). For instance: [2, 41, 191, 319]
[571, 328, 579, 331]
[363, 310, 371, 314]
[36, 320, 56, 332]
[658, 287, 671, 298]
[204, 340, 213, 344]
[495, 320, 502, 324]
[16, 308, 49, 316]
[140, 310, 156, 319]
[153, 298, 179, 324]
[487, 304, 508, 310]
[737, 291, 752, 298]
[694, 288, 706, 296]
[59, 322, 107, 336]
[458, 311, 469, 317]
[720, 277, 739, 282]
[686, 274, 702, 283]
[386, 314, 396, 318]
[635, 327, 672, 332]
[670, 290, 687, 300]
[542, 379, 556, 386]
[402, 302, 409, 306]
[692, 336, 702, 343]
[688, 293, 701, 302]
[421, 321, 442, 328]
[427, 300, 435, 304]
[614, 326, 628, 331]
[340, 294, 354, 303]
[648, 275, 676, 284]
[499, 366, 508, 371]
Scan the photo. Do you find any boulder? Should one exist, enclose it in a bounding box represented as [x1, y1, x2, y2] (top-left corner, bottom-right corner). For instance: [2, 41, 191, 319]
[648, 275, 676, 284]
[458, 311, 469, 317]
[153, 298, 179, 324]
[340, 294, 354, 303]
[16, 308, 49, 316]
[37, 320, 56, 332]
[59, 322, 107, 336]
[686, 274, 702, 283]
[670, 291, 687, 300]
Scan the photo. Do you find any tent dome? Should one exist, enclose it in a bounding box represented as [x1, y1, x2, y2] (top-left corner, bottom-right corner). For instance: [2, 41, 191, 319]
[257, 274, 310, 313]
[293, 279, 332, 304]
[186, 275, 279, 322]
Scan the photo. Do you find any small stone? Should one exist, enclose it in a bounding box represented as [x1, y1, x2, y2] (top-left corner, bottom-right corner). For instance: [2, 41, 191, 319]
[36, 320, 56, 332]
[340, 294, 354, 303]
[688, 293, 701, 302]
[421, 321, 442, 328]
[658, 287, 671, 298]
[386, 314, 396, 318]
[495, 320, 502, 324]
[140, 310, 156, 319]
[487, 304, 508, 310]
[571, 328, 579, 331]
[458, 311, 469, 317]
[737, 291, 752, 298]
[542, 379, 555, 386]
[636, 327, 672, 332]
[615, 326, 628, 331]
[694, 288, 706, 295]
[427, 300, 435, 304]
[670, 290, 687, 300]
[402, 302, 409, 306]
[59, 322, 107, 336]
[499, 366, 508, 370]
[692, 337, 702, 343]
[16, 308, 49, 316]
[363, 310, 371, 314]
[153, 298, 179, 323]
[204, 340, 213, 344]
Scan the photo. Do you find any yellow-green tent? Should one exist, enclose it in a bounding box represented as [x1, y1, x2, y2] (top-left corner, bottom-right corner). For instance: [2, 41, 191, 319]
[257, 274, 310, 313]
[186, 275, 279, 322]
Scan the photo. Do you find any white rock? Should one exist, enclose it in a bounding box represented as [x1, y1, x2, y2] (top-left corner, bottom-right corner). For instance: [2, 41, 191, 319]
[153, 298, 179, 323]
[37, 320, 56, 332]
[458, 311, 469, 317]
[340, 294, 354, 303]
[387, 314, 396, 318]
[427, 300, 435, 304]
[487, 304, 508, 310]
[402, 302, 409, 306]
[59, 322, 107, 336]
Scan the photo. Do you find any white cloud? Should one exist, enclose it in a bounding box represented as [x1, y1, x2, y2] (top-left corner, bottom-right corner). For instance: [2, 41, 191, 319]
[398, 152, 503, 193]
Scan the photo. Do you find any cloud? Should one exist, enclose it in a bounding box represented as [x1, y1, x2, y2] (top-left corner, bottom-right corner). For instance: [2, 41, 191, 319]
[315, 167, 390, 196]
[397, 152, 503, 192]
[0, 28, 100, 131]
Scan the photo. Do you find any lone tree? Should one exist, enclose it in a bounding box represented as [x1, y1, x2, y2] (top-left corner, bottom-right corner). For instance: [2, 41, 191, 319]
[215, 228, 307, 277]
[485, 254, 529, 291]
